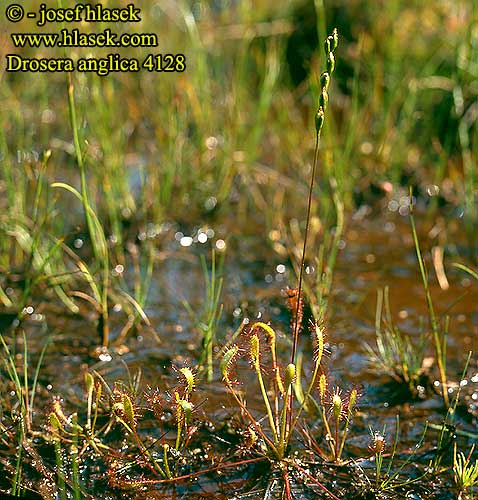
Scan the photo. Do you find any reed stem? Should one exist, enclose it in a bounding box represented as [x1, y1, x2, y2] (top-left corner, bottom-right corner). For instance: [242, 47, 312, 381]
[409, 190, 448, 406]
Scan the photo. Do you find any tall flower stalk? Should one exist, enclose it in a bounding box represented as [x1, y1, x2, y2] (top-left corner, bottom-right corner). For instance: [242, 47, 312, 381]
[288, 27, 339, 432]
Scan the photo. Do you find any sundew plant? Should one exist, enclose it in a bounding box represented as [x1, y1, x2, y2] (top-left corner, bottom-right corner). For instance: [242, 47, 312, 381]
[0, 1, 477, 499]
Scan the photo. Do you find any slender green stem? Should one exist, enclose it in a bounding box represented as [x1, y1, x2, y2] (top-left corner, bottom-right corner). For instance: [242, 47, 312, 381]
[224, 379, 278, 455]
[22, 332, 30, 433]
[385, 416, 400, 478]
[338, 408, 353, 459]
[30, 337, 50, 432]
[289, 28, 339, 439]
[320, 406, 335, 456]
[291, 133, 321, 365]
[175, 406, 183, 451]
[289, 357, 321, 440]
[376, 451, 383, 489]
[12, 431, 23, 496]
[66, 77, 95, 253]
[59, 0, 109, 346]
[278, 398, 289, 457]
[118, 418, 166, 478]
[54, 439, 67, 500]
[409, 190, 448, 406]
[287, 133, 321, 440]
[334, 416, 340, 461]
[163, 445, 172, 479]
[254, 362, 279, 444]
[91, 388, 100, 434]
[71, 415, 81, 500]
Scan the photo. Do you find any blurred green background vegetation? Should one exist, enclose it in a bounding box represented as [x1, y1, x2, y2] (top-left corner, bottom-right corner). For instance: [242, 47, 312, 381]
[0, 0, 477, 310]
[0, 5, 477, 496]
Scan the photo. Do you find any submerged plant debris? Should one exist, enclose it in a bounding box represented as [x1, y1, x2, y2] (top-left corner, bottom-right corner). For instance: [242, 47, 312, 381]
[1, 1, 478, 499]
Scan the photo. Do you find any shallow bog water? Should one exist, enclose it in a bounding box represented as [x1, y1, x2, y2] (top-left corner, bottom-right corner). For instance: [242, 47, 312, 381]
[2, 206, 478, 499]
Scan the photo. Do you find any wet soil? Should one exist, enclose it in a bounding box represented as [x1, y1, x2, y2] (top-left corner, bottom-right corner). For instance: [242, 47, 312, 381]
[1, 204, 477, 499]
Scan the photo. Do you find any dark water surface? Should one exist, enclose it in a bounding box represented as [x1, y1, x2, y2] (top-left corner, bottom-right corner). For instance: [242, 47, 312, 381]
[2, 208, 478, 499]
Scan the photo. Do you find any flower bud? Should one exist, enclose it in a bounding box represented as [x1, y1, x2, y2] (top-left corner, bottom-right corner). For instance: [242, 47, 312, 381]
[315, 107, 325, 134]
[319, 88, 329, 111]
[327, 52, 336, 74]
[331, 28, 339, 52]
[285, 363, 296, 388]
[85, 372, 94, 395]
[178, 400, 193, 423]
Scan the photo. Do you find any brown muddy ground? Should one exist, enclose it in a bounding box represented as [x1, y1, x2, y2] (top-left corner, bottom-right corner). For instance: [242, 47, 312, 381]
[1, 202, 477, 499]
